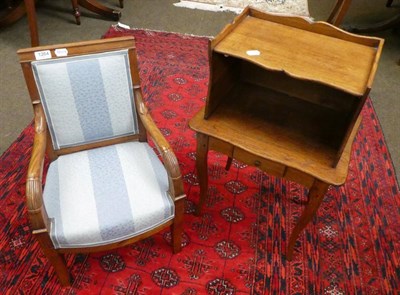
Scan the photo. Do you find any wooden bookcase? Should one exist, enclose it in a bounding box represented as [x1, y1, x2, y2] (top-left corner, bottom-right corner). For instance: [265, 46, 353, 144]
[189, 8, 383, 260]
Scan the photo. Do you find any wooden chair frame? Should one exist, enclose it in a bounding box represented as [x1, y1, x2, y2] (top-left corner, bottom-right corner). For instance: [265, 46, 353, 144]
[17, 37, 186, 286]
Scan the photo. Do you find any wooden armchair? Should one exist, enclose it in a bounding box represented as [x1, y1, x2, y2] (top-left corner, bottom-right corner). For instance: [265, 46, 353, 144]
[17, 37, 186, 286]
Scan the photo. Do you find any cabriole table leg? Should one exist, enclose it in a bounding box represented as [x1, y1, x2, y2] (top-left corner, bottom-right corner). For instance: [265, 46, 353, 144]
[286, 179, 330, 261]
[195, 133, 209, 216]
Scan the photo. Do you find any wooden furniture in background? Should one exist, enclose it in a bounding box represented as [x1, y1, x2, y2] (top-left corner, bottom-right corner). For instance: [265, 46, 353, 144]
[70, 0, 121, 25]
[18, 37, 186, 286]
[189, 7, 383, 261]
[327, 0, 352, 26]
[351, 0, 400, 34]
[0, 0, 39, 46]
[327, 0, 400, 31]
[24, 0, 38, 46]
[0, 0, 26, 27]
[0, 0, 121, 46]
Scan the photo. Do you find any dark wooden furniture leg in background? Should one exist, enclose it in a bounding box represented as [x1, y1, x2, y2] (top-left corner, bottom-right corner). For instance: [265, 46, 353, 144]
[78, 0, 121, 21]
[350, 0, 400, 33]
[0, 0, 27, 28]
[24, 0, 39, 46]
[70, 0, 81, 25]
[327, 0, 352, 26]
[327, 0, 400, 33]
[0, 0, 39, 46]
[2, 0, 121, 47]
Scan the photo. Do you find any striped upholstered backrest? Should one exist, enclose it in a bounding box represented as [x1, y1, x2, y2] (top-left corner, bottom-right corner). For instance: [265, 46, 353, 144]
[32, 50, 138, 150]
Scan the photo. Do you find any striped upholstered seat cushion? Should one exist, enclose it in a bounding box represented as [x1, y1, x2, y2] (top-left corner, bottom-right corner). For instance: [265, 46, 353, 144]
[43, 141, 174, 248]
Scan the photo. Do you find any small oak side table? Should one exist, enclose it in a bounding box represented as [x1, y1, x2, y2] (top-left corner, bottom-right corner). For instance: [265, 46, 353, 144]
[189, 7, 384, 260]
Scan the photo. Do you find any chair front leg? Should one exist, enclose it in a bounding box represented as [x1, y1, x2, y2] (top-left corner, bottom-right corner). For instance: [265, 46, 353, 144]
[35, 233, 72, 286]
[171, 197, 185, 253]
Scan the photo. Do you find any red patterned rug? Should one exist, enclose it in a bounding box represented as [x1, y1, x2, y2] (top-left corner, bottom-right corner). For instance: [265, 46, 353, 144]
[1, 27, 399, 294]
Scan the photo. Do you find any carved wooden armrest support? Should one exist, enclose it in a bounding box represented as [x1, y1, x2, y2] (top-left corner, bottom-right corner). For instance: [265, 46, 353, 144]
[26, 104, 49, 230]
[135, 90, 185, 198]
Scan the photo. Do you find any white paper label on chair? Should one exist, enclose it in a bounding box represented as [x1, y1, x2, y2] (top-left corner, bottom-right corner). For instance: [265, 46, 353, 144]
[246, 50, 261, 56]
[55, 48, 68, 57]
[34, 50, 52, 60]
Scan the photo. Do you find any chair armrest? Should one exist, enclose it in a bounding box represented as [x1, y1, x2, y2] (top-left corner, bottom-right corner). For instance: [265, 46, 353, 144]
[26, 103, 49, 230]
[135, 90, 186, 200]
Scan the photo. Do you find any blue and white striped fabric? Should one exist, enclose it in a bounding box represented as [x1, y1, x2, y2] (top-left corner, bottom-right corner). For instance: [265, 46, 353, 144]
[32, 50, 138, 150]
[43, 141, 174, 248]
